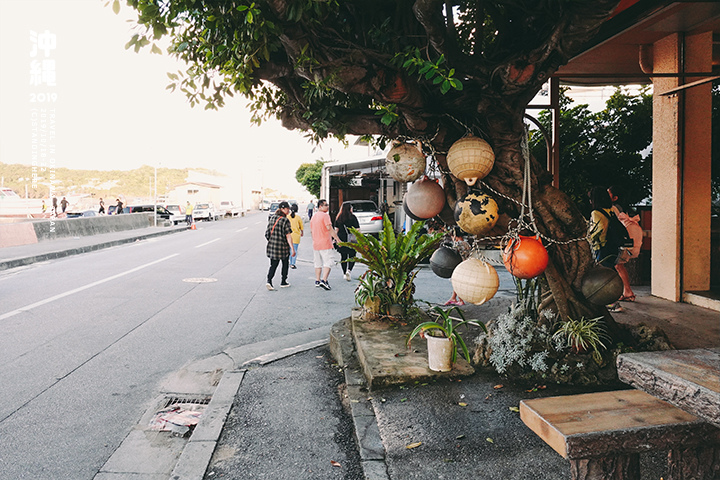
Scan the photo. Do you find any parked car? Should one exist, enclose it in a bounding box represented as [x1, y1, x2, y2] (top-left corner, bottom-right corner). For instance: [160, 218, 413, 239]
[219, 201, 241, 217]
[66, 209, 98, 218]
[268, 202, 281, 219]
[193, 202, 220, 221]
[164, 204, 185, 225]
[341, 200, 383, 234]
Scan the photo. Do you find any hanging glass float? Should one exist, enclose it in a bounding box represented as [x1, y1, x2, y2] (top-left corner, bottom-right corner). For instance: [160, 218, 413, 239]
[451, 258, 499, 305]
[385, 141, 426, 183]
[446, 136, 495, 186]
[581, 265, 623, 305]
[429, 246, 463, 278]
[403, 176, 446, 220]
[502, 236, 549, 279]
[453, 191, 499, 236]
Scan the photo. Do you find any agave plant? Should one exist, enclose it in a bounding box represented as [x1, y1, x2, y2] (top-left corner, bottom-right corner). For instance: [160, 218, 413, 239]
[340, 214, 442, 310]
[407, 305, 488, 363]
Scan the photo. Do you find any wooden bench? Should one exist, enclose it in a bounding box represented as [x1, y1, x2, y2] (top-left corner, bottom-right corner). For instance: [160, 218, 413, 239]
[520, 389, 720, 480]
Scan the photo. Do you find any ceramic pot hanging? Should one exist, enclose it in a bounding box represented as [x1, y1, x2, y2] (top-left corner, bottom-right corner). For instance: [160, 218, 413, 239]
[403, 176, 446, 220]
[451, 258, 499, 305]
[453, 191, 499, 236]
[502, 236, 549, 279]
[446, 136, 495, 186]
[385, 142, 426, 183]
[430, 246, 463, 278]
[581, 265, 623, 305]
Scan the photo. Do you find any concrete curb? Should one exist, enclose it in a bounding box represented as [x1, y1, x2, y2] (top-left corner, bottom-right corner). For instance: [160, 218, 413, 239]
[170, 370, 246, 480]
[330, 318, 390, 480]
[170, 338, 333, 480]
[0, 227, 187, 271]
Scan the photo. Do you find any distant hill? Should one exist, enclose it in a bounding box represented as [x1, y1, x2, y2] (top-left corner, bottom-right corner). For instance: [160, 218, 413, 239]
[0, 162, 222, 202]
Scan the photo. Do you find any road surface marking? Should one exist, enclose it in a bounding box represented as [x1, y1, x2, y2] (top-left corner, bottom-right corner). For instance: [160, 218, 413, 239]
[0, 254, 179, 321]
[236, 227, 248, 232]
[195, 238, 221, 248]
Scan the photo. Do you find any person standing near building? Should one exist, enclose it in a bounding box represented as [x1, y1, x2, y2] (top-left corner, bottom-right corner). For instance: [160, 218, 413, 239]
[185, 201, 194, 225]
[334, 202, 360, 281]
[265, 201, 295, 290]
[310, 199, 340, 290]
[287, 204, 304, 269]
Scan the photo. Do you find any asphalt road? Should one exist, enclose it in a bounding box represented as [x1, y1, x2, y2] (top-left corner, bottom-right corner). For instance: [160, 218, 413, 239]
[0, 213, 367, 479]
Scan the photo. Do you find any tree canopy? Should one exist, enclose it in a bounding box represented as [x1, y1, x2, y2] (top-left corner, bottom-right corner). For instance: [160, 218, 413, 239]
[120, 0, 619, 148]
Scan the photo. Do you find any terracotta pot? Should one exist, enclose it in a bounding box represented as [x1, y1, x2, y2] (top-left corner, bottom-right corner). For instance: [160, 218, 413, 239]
[403, 176, 445, 220]
[385, 142, 426, 183]
[502, 236, 549, 279]
[451, 258, 499, 305]
[446, 136, 495, 186]
[429, 246, 463, 278]
[426, 334, 454, 372]
[581, 266, 623, 305]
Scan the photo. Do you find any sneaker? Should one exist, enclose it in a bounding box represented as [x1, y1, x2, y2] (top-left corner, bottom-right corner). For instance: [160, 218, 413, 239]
[607, 302, 623, 313]
[290, 265, 297, 269]
[315, 280, 321, 287]
[344, 272, 351, 281]
[280, 281, 291, 288]
[266, 282, 275, 291]
[319, 280, 331, 291]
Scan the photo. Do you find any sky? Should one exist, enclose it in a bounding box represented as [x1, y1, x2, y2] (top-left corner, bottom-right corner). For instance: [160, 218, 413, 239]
[0, 1, 624, 202]
[0, 0, 368, 201]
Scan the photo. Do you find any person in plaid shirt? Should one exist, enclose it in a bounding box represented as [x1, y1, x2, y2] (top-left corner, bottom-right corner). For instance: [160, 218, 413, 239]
[265, 201, 295, 290]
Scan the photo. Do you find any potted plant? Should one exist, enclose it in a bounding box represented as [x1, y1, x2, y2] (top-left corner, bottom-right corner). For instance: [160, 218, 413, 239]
[407, 305, 487, 372]
[342, 214, 442, 315]
[552, 316, 611, 356]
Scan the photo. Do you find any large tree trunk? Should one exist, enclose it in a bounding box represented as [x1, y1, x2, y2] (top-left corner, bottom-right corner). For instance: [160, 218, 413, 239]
[437, 107, 626, 338]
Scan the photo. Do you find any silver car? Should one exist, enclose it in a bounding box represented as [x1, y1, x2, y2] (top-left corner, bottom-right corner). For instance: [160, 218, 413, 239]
[342, 200, 383, 234]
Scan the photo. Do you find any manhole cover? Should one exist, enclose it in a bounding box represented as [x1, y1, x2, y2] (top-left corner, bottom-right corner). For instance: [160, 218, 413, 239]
[183, 277, 218, 283]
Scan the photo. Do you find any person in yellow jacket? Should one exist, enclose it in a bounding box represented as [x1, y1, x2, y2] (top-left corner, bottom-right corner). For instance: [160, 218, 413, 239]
[185, 201, 194, 226]
[287, 204, 304, 269]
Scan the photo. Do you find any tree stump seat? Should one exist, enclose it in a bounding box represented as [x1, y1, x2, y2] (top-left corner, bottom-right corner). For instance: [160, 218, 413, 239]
[519, 389, 720, 480]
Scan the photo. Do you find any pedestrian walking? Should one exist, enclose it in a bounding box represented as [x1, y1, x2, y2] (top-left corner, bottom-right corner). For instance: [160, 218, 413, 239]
[98, 198, 105, 214]
[115, 198, 124, 214]
[60, 197, 69, 213]
[307, 200, 315, 220]
[52, 197, 58, 215]
[310, 199, 340, 290]
[41, 200, 47, 214]
[334, 202, 360, 281]
[287, 204, 304, 269]
[265, 201, 295, 290]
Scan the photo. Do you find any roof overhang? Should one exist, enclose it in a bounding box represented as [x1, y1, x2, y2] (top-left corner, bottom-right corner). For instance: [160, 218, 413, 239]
[322, 155, 386, 177]
[555, 1, 720, 86]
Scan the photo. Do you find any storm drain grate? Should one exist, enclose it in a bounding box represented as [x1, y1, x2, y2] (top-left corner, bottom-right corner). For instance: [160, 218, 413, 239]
[163, 396, 211, 408]
[148, 396, 212, 436]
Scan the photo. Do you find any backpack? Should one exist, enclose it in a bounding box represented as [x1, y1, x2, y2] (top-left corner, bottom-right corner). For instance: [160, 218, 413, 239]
[598, 209, 633, 256]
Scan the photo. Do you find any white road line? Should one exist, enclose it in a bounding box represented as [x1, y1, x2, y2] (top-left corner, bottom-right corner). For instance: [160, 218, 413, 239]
[254, 221, 263, 224]
[195, 238, 221, 248]
[236, 227, 248, 232]
[0, 254, 179, 321]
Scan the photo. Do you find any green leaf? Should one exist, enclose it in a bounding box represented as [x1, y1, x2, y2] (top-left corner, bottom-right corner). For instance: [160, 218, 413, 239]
[112, 0, 120, 15]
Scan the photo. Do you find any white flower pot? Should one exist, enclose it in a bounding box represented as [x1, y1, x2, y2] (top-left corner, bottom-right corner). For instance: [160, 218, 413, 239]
[426, 335, 454, 372]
